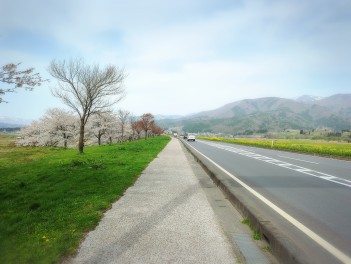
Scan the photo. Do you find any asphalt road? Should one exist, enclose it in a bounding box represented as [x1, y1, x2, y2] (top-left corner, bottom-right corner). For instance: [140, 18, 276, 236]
[183, 139, 351, 264]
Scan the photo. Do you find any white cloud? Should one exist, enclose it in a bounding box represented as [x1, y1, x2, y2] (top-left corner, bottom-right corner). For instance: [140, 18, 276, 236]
[1, 0, 350, 119]
[119, 56, 314, 115]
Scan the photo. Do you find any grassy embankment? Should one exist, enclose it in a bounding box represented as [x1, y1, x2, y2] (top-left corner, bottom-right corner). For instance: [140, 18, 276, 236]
[0, 134, 170, 264]
[198, 136, 351, 159]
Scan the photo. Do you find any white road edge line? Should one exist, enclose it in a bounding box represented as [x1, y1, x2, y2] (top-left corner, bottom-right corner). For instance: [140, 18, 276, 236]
[277, 155, 319, 164]
[185, 142, 351, 264]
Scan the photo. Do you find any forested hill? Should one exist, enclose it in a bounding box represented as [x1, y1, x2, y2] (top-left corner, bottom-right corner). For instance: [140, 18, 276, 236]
[158, 94, 351, 133]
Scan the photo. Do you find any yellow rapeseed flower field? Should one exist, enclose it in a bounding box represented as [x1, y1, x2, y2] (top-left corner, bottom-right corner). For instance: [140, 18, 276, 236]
[199, 137, 351, 158]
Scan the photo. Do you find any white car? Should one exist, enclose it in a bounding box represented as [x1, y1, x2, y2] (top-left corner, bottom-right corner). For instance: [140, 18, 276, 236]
[187, 134, 195, 141]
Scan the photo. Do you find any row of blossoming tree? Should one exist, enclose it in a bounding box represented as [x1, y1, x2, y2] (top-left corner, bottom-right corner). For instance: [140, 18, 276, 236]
[18, 109, 163, 148]
[2, 58, 164, 151]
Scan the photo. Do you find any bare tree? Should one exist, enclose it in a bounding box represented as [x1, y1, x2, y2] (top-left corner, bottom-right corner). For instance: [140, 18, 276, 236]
[117, 109, 130, 141]
[0, 63, 47, 103]
[48, 58, 126, 153]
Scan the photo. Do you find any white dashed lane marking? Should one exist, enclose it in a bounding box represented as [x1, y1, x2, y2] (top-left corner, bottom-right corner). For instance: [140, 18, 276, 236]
[277, 155, 319, 164]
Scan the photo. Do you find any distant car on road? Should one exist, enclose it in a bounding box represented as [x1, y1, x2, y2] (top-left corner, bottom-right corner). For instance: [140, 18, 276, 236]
[187, 134, 195, 141]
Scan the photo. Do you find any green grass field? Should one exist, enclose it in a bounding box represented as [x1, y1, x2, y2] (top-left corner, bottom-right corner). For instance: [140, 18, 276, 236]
[0, 135, 170, 264]
[199, 136, 351, 159]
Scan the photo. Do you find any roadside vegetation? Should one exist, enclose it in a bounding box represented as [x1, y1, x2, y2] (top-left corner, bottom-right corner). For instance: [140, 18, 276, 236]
[263, 130, 351, 143]
[199, 136, 351, 159]
[0, 135, 170, 264]
[241, 218, 261, 240]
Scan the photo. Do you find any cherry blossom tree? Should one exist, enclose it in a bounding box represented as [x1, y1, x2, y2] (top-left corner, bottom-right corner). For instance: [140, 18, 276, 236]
[116, 109, 130, 141]
[41, 108, 78, 148]
[140, 113, 155, 139]
[18, 108, 77, 147]
[87, 112, 118, 145]
[18, 120, 44, 146]
[0, 63, 47, 103]
[151, 123, 164, 136]
[131, 119, 144, 139]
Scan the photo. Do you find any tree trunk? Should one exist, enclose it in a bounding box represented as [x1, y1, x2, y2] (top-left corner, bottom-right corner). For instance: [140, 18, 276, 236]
[78, 119, 85, 153]
[63, 133, 67, 148]
[98, 134, 101, 145]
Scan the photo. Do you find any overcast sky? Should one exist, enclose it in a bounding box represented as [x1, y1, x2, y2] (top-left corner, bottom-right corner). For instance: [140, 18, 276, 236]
[1, 0, 351, 120]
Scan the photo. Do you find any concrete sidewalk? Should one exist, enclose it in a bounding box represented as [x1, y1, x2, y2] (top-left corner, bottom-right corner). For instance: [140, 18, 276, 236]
[67, 138, 238, 264]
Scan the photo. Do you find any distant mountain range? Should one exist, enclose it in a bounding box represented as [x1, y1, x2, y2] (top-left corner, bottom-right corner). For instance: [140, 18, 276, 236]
[2, 94, 350, 133]
[158, 94, 351, 134]
[0, 114, 180, 128]
[294, 95, 324, 103]
[0, 117, 32, 129]
[154, 114, 183, 120]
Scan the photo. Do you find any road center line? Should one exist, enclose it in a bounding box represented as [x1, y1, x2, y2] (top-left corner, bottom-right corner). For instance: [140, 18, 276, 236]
[185, 142, 351, 264]
[200, 140, 351, 188]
